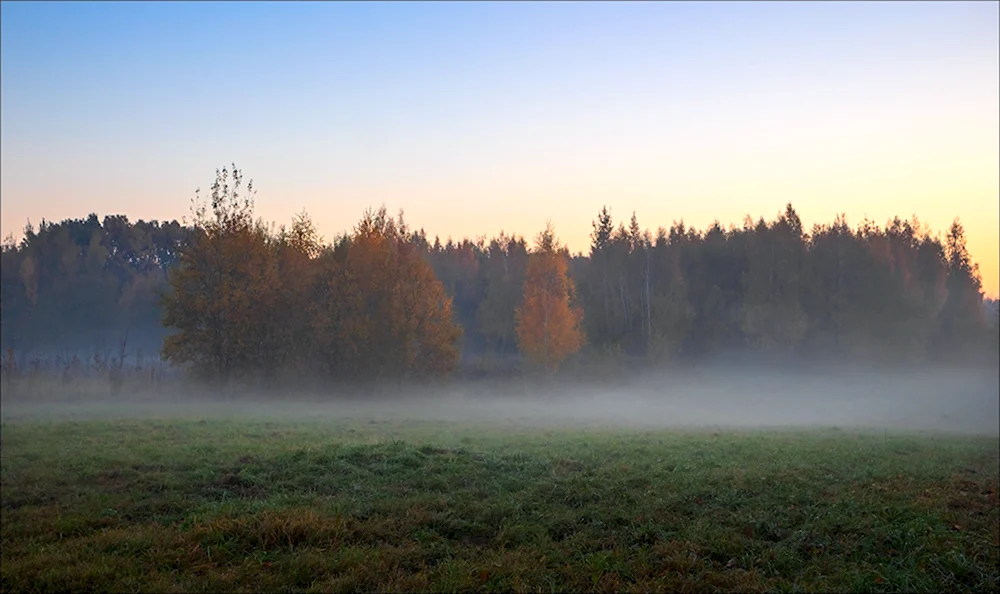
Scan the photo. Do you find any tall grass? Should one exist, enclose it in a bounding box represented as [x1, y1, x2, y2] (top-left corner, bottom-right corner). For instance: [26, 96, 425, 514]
[0, 345, 179, 401]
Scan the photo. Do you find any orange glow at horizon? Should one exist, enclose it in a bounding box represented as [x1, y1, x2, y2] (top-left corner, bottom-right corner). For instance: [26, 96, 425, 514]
[2, 1, 997, 297]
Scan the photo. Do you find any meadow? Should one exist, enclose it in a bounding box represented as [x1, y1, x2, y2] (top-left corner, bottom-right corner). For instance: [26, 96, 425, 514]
[1, 400, 998, 593]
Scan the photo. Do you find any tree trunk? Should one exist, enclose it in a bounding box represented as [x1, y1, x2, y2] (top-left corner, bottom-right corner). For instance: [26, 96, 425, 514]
[645, 245, 652, 349]
[602, 253, 610, 338]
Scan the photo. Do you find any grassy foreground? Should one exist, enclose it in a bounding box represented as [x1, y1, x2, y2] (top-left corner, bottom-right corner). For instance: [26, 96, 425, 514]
[1, 416, 997, 593]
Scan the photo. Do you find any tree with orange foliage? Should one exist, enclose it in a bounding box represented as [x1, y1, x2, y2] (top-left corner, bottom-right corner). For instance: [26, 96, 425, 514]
[271, 210, 325, 376]
[161, 165, 281, 382]
[313, 207, 461, 380]
[515, 223, 585, 370]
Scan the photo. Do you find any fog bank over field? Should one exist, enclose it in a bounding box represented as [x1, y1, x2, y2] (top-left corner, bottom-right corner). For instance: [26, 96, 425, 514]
[2, 364, 997, 437]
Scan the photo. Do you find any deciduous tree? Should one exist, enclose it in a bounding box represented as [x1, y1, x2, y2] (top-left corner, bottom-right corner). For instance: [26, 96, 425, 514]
[515, 223, 585, 370]
[313, 207, 461, 380]
[161, 165, 280, 382]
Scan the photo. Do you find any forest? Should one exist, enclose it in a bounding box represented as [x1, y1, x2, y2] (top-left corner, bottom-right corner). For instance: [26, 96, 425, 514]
[1, 165, 997, 385]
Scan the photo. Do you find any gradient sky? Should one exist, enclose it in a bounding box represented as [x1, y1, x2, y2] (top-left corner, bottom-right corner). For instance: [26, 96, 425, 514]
[2, 1, 998, 296]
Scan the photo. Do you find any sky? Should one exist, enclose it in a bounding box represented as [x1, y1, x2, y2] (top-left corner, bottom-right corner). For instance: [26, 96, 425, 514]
[2, 1, 998, 296]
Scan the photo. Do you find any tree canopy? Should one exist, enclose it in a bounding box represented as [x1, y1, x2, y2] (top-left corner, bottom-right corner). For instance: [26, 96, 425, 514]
[515, 223, 585, 370]
[2, 168, 996, 383]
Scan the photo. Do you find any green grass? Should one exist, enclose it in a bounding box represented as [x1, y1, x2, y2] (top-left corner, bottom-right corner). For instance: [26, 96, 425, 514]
[1, 416, 997, 593]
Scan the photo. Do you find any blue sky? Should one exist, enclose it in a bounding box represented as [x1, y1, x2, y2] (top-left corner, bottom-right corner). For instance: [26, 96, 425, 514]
[2, 1, 997, 294]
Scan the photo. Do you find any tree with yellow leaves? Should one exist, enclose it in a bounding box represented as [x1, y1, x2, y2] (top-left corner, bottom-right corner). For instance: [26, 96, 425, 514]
[515, 222, 585, 370]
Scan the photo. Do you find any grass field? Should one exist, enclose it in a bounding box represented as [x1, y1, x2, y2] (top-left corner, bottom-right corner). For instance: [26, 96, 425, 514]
[1, 414, 998, 593]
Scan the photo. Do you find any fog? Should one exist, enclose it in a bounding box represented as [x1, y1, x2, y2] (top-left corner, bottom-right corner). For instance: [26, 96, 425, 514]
[2, 363, 997, 437]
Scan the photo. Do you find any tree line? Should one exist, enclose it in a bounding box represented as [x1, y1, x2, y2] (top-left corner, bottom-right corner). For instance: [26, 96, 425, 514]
[1, 213, 187, 356]
[2, 165, 996, 383]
